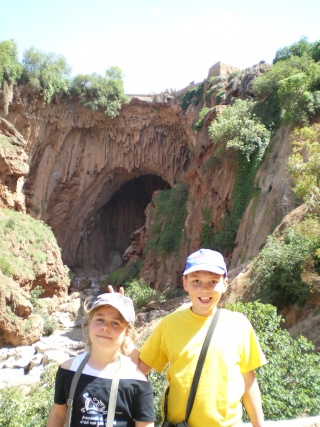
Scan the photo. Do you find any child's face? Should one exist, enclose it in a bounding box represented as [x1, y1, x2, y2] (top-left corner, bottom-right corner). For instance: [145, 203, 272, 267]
[89, 305, 127, 352]
[182, 270, 228, 316]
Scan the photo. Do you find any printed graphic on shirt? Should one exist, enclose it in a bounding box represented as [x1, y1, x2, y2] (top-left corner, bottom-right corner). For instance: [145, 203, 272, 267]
[80, 392, 123, 425]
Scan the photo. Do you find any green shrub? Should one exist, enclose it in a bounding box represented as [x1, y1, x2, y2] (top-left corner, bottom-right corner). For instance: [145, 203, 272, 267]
[208, 99, 270, 162]
[205, 84, 218, 104]
[194, 107, 210, 129]
[144, 183, 188, 257]
[103, 259, 144, 288]
[215, 90, 225, 105]
[0, 362, 58, 427]
[0, 39, 22, 86]
[287, 123, 320, 209]
[22, 47, 71, 103]
[124, 278, 156, 311]
[251, 217, 320, 309]
[71, 66, 128, 117]
[227, 301, 320, 420]
[181, 83, 204, 111]
[148, 368, 167, 426]
[273, 36, 317, 64]
[254, 53, 320, 127]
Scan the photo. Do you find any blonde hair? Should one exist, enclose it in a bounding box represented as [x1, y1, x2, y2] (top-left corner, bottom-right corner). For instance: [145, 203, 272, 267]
[82, 297, 136, 355]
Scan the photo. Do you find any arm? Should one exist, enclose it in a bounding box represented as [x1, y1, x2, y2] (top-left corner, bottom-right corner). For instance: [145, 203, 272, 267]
[242, 370, 264, 427]
[135, 422, 154, 427]
[46, 403, 67, 427]
[127, 346, 152, 375]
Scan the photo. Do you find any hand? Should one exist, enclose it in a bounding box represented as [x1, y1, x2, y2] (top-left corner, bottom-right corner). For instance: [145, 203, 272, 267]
[108, 285, 124, 295]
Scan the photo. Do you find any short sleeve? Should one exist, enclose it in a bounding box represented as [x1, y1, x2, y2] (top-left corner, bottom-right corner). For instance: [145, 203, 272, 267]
[239, 317, 267, 373]
[133, 381, 155, 421]
[140, 319, 168, 373]
[54, 366, 71, 405]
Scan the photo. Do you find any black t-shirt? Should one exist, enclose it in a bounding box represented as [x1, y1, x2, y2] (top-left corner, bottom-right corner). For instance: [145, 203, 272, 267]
[54, 355, 155, 427]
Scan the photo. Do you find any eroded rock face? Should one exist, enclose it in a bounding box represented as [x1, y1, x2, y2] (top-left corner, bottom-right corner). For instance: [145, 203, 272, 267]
[0, 117, 29, 212]
[7, 95, 192, 275]
[0, 273, 43, 346]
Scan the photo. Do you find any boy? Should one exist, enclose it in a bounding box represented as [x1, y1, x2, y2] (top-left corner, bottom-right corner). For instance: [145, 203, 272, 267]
[137, 249, 267, 427]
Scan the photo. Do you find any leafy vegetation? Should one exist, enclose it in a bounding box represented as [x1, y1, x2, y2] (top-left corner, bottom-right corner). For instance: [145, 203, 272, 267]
[251, 215, 320, 309]
[70, 66, 128, 117]
[124, 278, 157, 311]
[0, 39, 127, 116]
[181, 82, 204, 111]
[208, 99, 270, 162]
[103, 259, 144, 289]
[254, 47, 320, 128]
[202, 100, 269, 252]
[227, 301, 320, 420]
[144, 183, 189, 257]
[0, 208, 59, 281]
[22, 47, 71, 103]
[0, 39, 22, 87]
[287, 123, 320, 209]
[273, 36, 320, 64]
[0, 363, 58, 427]
[194, 107, 210, 129]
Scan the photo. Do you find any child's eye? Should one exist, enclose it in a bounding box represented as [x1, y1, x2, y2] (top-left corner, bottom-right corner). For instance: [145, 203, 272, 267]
[112, 321, 120, 326]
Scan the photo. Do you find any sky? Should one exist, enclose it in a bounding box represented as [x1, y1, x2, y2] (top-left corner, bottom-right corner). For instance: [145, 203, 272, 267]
[1, 0, 320, 94]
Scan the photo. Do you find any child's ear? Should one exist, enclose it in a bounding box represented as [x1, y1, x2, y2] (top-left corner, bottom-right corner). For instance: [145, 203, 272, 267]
[182, 276, 188, 291]
[222, 277, 229, 291]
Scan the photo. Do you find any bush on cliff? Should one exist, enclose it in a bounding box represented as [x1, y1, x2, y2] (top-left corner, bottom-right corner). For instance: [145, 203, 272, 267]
[227, 301, 320, 420]
[0, 39, 22, 87]
[22, 46, 71, 103]
[71, 66, 128, 117]
[251, 214, 320, 309]
[254, 49, 320, 128]
[287, 123, 320, 210]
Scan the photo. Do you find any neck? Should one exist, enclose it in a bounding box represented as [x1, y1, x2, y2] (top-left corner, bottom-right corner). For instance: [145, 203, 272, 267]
[88, 348, 120, 370]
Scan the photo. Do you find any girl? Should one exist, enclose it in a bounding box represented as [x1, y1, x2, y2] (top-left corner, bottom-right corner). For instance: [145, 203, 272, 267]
[47, 293, 155, 427]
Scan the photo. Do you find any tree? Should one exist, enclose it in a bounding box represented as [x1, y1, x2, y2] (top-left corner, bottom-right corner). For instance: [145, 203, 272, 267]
[208, 99, 270, 162]
[254, 54, 320, 127]
[273, 37, 320, 64]
[273, 37, 312, 64]
[22, 47, 71, 103]
[71, 66, 128, 117]
[287, 123, 320, 208]
[0, 39, 22, 87]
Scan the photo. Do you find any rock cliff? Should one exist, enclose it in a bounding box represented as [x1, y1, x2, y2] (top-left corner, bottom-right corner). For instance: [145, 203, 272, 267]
[0, 64, 307, 343]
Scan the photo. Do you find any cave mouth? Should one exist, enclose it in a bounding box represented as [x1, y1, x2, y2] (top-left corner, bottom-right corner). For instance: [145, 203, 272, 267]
[82, 174, 170, 275]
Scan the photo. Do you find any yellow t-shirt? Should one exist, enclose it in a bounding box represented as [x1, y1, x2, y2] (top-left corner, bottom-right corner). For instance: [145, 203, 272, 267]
[140, 307, 267, 427]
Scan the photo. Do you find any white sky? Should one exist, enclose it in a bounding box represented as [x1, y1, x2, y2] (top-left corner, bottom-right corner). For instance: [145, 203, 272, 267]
[1, 0, 320, 94]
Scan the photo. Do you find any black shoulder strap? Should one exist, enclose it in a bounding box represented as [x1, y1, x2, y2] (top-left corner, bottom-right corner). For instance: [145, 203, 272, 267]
[66, 352, 90, 427]
[185, 308, 220, 421]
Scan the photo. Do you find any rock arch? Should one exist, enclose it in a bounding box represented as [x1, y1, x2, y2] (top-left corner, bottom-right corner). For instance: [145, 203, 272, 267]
[23, 98, 191, 274]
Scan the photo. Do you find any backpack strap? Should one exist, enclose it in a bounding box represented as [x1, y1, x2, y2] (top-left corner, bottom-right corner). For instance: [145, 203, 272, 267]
[105, 356, 121, 427]
[66, 352, 90, 427]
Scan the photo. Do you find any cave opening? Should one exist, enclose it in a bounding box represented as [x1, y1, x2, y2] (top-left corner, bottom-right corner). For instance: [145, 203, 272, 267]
[82, 174, 170, 275]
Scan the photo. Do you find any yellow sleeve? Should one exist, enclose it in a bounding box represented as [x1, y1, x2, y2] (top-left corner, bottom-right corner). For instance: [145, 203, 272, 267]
[140, 319, 169, 373]
[239, 317, 267, 373]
